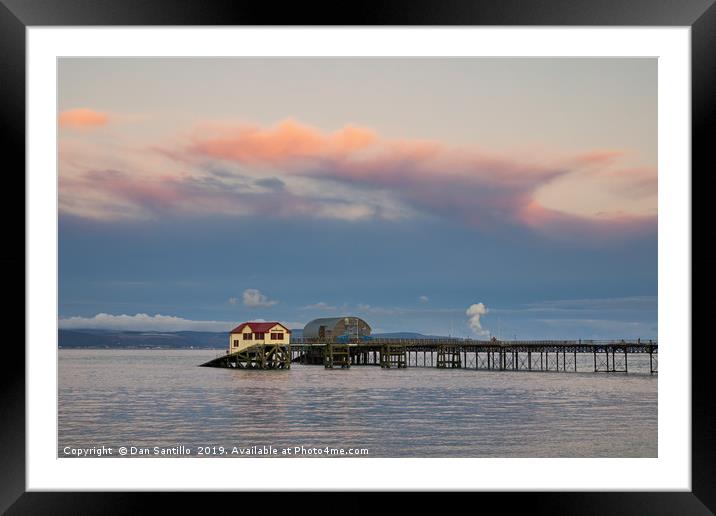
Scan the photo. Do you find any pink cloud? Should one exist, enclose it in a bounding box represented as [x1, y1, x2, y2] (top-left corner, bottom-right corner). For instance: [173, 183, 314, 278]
[59, 117, 656, 241]
[187, 118, 377, 166]
[181, 119, 577, 229]
[180, 120, 576, 227]
[592, 166, 657, 198]
[59, 108, 109, 129]
[518, 200, 657, 244]
[572, 149, 625, 166]
[59, 167, 382, 223]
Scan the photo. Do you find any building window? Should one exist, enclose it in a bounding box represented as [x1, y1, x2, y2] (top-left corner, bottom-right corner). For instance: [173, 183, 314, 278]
[243, 333, 252, 340]
[233, 340, 239, 347]
[271, 332, 284, 340]
[254, 332, 265, 340]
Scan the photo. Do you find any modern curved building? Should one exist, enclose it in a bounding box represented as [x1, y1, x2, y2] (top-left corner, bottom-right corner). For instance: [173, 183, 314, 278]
[302, 317, 371, 341]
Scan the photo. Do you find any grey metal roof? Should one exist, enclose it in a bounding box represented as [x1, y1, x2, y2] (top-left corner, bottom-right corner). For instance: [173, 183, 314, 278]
[302, 317, 347, 336]
[302, 316, 371, 339]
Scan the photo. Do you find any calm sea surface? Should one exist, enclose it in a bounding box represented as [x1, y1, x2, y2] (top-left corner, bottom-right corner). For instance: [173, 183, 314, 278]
[59, 349, 657, 458]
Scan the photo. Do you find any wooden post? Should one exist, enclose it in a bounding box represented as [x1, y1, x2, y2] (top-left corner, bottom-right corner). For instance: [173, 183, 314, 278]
[649, 343, 654, 374]
[612, 348, 615, 372]
[325, 344, 332, 369]
[593, 347, 597, 372]
[574, 349, 577, 372]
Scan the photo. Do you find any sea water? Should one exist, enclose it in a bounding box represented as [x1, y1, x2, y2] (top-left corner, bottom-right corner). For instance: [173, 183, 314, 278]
[58, 349, 657, 458]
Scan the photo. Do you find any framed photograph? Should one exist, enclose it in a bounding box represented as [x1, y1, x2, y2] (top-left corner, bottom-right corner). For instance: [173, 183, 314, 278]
[5, 0, 707, 512]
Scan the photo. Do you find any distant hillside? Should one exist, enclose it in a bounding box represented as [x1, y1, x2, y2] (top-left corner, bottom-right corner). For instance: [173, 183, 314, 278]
[371, 332, 443, 339]
[58, 329, 444, 348]
[58, 329, 229, 349]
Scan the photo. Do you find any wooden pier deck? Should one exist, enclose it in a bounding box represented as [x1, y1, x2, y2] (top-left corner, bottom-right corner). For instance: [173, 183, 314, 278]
[200, 338, 657, 374]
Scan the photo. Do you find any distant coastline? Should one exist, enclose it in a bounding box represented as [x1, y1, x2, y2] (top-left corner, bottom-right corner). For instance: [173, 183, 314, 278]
[57, 329, 440, 349]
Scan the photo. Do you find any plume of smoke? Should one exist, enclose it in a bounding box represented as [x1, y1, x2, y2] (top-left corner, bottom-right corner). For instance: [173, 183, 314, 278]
[466, 303, 489, 336]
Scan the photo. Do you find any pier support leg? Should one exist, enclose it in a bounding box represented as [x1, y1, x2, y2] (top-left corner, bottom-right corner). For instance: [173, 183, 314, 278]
[593, 349, 597, 373]
[325, 344, 333, 369]
[611, 348, 615, 372]
[649, 344, 655, 374]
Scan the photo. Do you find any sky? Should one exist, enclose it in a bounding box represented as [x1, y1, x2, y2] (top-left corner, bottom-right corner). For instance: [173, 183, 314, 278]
[57, 57, 657, 339]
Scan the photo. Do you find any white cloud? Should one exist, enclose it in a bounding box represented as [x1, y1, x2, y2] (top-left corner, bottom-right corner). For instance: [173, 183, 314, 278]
[242, 288, 278, 308]
[58, 313, 235, 332]
[526, 296, 656, 312]
[58, 313, 307, 332]
[356, 303, 399, 315]
[228, 297, 238, 305]
[418, 295, 429, 303]
[466, 303, 489, 336]
[356, 303, 461, 316]
[302, 302, 336, 311]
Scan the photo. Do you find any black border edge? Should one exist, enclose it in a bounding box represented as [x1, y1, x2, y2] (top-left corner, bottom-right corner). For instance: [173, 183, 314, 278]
[3, 492, 716, 515]
[0, 0, 26, 514]
[4, 0, 711, 513]
[0, 0, 714, 26]
[691, 1, 716, 513]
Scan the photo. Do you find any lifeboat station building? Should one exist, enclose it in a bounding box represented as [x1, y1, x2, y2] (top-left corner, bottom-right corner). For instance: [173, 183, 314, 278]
[229, 322, 291, 353]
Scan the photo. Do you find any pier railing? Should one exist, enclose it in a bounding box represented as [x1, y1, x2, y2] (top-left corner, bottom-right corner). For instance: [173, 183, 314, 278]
[288, 338, 658, 374]
[289, 337, 656, 350]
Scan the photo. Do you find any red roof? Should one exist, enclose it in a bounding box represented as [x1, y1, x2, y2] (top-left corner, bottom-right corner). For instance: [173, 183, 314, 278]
[229, 321, 291, 334]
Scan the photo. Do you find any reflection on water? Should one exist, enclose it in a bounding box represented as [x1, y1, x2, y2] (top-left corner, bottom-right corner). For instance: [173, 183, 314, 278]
[59, 349, 657, 457]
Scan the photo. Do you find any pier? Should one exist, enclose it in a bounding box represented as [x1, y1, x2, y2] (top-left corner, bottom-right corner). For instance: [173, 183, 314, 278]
[201, 343, 292, 370]
[200, 338, 657, 374]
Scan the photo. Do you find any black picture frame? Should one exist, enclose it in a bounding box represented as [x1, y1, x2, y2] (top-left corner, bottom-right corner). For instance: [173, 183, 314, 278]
[2, 0, 707, 513]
